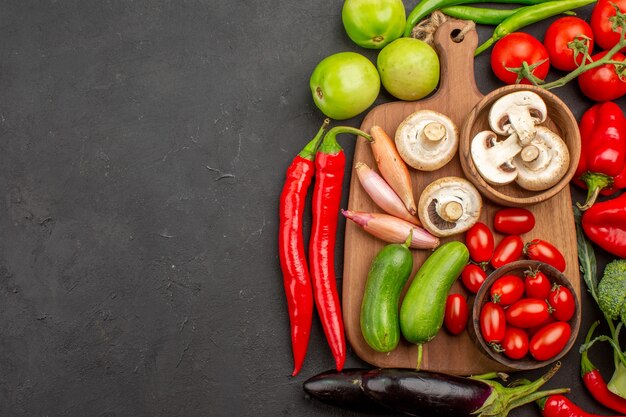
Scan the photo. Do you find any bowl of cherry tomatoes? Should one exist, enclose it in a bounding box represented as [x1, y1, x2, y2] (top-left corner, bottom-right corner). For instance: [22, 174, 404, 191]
[469, 260, 581, 370]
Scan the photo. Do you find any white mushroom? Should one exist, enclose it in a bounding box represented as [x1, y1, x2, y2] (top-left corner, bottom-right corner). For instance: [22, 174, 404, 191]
[418, 177, 482, 237]
[395, 110, 458, 171]
[470, 130, 522, 186]
[489, 91, 547, 146]
[514, 126, 570, 191]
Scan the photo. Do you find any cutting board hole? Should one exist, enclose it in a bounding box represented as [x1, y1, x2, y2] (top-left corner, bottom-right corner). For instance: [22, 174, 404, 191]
[450, 29, 464, 43]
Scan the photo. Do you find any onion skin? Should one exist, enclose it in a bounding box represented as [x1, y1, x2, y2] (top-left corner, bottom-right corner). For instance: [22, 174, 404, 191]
[342, 210, 439, 249]
[355, 162, 420, 225]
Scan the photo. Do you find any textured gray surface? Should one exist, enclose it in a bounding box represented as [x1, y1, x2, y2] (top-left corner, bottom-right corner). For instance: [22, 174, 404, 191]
[0, 1, 624, 416]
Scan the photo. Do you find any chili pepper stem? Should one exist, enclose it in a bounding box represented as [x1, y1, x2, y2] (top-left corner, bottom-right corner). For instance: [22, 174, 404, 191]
[580, 321, 600, 377]
[577, 172, 614, 211]
[298, 119, 330, 160]
[320, 126, 372, 155]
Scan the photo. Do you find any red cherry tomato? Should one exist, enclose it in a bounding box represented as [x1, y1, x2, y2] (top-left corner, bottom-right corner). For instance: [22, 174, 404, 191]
[524, 269, 552, 300]
[461, 264, 487, 294]
[491, 32, 550, 85]
[527, 315, 557, 340]
[524, 239, 566, 272]
[480, 301, 506, 344]
[548, 284, 576, 322]
[577, 51, 626, 102]
[490, 275, 525, 306]
[543, 16, 594, 71]
[502, 327, 529, 360]
[506, 299, 551, 328]
[590, 0, 626, 52]
[491, 236, 524, 269]
[529, 322, 571, 361]
[465, 222, 495, 263]
[493, 208, 536, 235]
[444, 294, 469, 335]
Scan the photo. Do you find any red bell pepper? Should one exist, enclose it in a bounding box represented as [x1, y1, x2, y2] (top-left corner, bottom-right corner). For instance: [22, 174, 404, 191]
[582, 192, 626, 258]
[574, 102, 626, 210]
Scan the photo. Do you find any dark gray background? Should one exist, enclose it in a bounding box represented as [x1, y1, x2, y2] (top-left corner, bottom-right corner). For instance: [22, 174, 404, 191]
[0, 1, 624, 416]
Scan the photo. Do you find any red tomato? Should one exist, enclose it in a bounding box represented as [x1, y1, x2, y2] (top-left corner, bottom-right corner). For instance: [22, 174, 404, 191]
[543, 17, 594, 71]
[490, 275, 525, 306]
[548, 285, 576, 322]
[590, 0, 626, 52]
[444, 294, 469, 335]
[494, 208, 535, 235]
[578, 51, 626, 102]
[506, 299, 551, 328]
[465, 222, 495, 263]
[527, 315, 557, 339]
[524, 269, 552, 300]
[461, 264, 487, 294]
[480, 301, 506, 344]
[502, 327, 529, 360]
[529, 322, 571, 361]
[491, 236, 524, 269]
[524, 239, 566, 272]
[491, 32, 550, 85]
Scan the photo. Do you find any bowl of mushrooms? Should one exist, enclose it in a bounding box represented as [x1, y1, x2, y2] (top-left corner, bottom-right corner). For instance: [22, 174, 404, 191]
[459, 85, 581, 207]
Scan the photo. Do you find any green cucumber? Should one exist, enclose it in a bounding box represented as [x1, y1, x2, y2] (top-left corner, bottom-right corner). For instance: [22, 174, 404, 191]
[399, 241, 469, 368]
[360, 233, 414, 353]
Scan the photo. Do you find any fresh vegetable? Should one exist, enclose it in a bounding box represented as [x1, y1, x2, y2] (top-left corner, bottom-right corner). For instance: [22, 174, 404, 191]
[441, 5, 526, 25]
[369, 125, 417, 215]
[475, 0, 597, 56]
[278, 120, 328, 376]
[525, 239, 566, 272]
[377, 37, 440, 101]
[399, 241, 469, 368]
[303, 368, 392, 414]
[466, 222, 494, 264]
[490, 32, 550, 85]
[582, 194, 626, 258]
[597, 260, 626, 326]
[481, 301, 507, 344]
[574, 102, 626, 210]
[492, 235, 524, 268]
[543, 16, 594, 71]
[537, 394, 622, 417]
[581, 322, 626, 414]
[529, 321, 571, 361]
[310, 125, 371, 371]
[525, 268, 552, 300]
[506, 298, 551, 328]
[309, 52, 380, 120]
[494, 208, 536, 235]
[342, 0, 406, 49]
[502, 326, 530, 360]
[548, 284, 576, 322]
[490, 275, 525, 306]
[577, 51, 626, 102]
[355, 162, 420, 225]
[462, 263, 488, 294]
[342, 210, 440, 249]
[444, 294, 469, 335]
[528, 315, 557, 339]
[360, 233, 414, 353]
[590, 0, 626, 52]
[362, 365, 567, 417]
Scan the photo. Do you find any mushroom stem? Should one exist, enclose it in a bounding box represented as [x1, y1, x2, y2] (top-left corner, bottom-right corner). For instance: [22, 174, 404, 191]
[439, 201, 463, 222]
[521, 145, 540, 163]
[423, 122, 446, 142]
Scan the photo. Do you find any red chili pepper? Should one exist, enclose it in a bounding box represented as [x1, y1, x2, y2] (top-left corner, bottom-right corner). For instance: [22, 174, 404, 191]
[309, 124, 371, 371]
[278, 120, 329, 376]
[574, 102, 626, 210]
[538, 394, 625, 417]
[582, 192, 626, 258]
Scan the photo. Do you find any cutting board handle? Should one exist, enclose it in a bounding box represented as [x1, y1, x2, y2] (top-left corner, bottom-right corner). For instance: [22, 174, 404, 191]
[432, 19, 481, 101]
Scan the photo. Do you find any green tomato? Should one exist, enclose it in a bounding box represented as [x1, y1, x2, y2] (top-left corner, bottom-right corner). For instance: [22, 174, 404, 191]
[377, 38, 440, 101]
[310, 52, 380, 120]
[342, 0, 406, 49]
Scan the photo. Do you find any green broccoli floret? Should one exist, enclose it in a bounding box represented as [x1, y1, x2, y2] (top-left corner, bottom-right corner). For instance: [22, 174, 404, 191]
[598, 260, 626, 323]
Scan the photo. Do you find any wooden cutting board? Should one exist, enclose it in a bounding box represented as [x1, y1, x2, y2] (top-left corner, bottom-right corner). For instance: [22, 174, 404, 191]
[342, 20, 580, 375]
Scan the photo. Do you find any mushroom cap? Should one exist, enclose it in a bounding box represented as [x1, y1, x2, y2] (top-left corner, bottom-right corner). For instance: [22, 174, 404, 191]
[514, 126, 570, 191]
[418, 176, 482, 238]
[395, 110, 458, 171]
[470, 130, 521, 186]
[488, 91, 547, 140]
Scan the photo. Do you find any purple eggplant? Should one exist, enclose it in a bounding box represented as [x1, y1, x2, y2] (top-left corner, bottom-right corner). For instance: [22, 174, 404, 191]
[303, 368, 391, 414]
